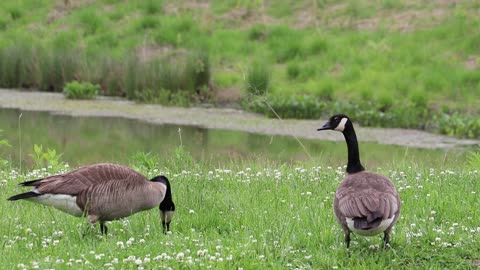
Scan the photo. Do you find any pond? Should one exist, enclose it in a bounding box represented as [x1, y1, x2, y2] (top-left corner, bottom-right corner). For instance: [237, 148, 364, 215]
[0, 108, 470, 169]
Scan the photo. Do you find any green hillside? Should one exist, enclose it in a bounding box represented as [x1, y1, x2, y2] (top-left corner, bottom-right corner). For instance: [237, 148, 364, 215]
[1, 0, 480, 136]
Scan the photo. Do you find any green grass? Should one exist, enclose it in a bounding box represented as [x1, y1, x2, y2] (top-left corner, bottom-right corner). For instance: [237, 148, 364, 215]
[1, 1, 480, 136]
[1, 150, 479, 269]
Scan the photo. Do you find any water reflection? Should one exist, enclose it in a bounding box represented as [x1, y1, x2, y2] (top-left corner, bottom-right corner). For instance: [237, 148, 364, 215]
[0, 108, 468, 168]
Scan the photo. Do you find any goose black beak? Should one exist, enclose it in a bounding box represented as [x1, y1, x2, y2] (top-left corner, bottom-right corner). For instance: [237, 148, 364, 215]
[317, 120, 332, 131]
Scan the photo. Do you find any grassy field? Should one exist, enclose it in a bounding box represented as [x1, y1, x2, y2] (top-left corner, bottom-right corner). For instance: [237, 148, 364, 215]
[1, 148, 479, 269]
[1, 1, 480, 126]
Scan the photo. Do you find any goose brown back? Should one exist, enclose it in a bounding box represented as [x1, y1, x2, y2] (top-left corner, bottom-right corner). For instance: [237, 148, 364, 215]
[7, 163, 176, 235]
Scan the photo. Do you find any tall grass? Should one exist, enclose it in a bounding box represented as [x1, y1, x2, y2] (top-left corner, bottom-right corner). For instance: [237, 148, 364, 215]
[246, 60, 271, 96]
[0, 149, 479, 269]
[1, 0, 480, 135]
[0, 41, 212, 104]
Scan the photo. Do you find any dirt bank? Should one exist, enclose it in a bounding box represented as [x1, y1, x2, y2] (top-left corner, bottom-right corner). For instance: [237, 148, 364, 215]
[0, 89, 478, 149]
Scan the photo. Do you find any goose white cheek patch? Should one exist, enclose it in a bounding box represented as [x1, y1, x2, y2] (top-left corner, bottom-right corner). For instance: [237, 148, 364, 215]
[334, 118, 348, 131]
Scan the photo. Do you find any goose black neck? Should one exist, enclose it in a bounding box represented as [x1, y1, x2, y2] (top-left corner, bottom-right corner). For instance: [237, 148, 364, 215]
[156, 176, 175, 211]
[342, 124, 365, 174]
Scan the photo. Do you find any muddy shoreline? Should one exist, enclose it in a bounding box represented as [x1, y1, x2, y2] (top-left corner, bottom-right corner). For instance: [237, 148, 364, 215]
[0, 89, 478, 149]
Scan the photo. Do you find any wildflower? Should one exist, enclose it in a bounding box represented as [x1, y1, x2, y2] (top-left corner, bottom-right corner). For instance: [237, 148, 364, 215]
[177, 252, 185, 262]
[189, 209, 195, 214]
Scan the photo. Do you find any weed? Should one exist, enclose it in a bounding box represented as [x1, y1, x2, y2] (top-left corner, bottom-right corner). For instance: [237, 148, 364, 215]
[78, 10, 104, 35]
[286, 62, 301, 80]
[246, 60, 270, 96]
[63, 81, 99, 99]
[248, 24, 268, 41]
[28, 144, 64, 172]
[141, 0, 163, 15]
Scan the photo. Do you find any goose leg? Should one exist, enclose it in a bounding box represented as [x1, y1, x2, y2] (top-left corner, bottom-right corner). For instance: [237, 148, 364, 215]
[345, 232, 351, 248]
[162, 221, 170, 234]
[342, 227, 351, 248]
[100, 222, 108, 235]
[383, 231, 390, 249]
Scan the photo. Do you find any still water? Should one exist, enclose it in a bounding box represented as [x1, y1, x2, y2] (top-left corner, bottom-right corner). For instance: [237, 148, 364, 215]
[0, 108, 469, 168]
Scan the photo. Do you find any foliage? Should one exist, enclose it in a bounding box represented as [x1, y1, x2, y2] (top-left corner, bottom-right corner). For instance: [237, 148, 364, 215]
[28, 144, 64, 172]
[1, 153, 479, 269]
[467, 151, 480, 171]
[1, 1, 480, 137]
[63, 81, 100, 100]
[244, 95, 431, 129]
[129, 151, 160, 172]
[246, 61, 271, 96]
[0, 130, 11, 168]
[437, 113, 480, 139]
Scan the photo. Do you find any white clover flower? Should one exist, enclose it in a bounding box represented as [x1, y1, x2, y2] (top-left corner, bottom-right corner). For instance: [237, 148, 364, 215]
[197, 249, 207, 256]
[189, 209, 195, 214]
[177, 252, 185, 262]
[134, 259, 142, 265]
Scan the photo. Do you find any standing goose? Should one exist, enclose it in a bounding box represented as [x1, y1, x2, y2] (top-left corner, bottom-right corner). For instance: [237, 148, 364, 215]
[317, 114, 401, 248]
[7, 163, 175, 235]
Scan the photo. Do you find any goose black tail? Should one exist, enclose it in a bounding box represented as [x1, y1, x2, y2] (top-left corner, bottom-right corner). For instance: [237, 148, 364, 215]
[7, 191, 40, 201]
[18, 178, 43, 187]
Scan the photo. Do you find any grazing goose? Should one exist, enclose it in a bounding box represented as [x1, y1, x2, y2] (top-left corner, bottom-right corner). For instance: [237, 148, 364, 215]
[7, 163, 175, 235]
[317, 114, 401, 248]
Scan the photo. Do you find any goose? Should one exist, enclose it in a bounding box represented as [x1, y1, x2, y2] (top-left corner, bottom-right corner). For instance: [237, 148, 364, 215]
[317, 114, 401, 249]
[7, 163, 175, 235]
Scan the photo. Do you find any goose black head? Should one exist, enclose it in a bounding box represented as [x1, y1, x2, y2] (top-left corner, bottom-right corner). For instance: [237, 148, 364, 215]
[151, 175, 176, 233]
[317, 114, 351, 133]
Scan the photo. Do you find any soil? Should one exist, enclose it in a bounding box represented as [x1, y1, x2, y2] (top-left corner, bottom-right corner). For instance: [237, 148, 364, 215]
[0, 89, 478, 149]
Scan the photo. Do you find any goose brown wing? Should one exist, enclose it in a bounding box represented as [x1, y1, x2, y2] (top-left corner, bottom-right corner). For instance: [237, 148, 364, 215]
[337, 191, 398, 221]
[76, 180, 166, 221]
[30, 163, 148, 195]
[336, 171, 399, 220]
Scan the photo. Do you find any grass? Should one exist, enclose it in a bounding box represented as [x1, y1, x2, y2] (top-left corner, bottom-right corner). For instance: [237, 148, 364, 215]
[1, 0, 480, 137]
[0, 148, 479, 269]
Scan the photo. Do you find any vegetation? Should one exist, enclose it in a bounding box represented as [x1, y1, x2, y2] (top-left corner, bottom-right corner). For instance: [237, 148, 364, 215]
[63, 81, 99, 100]
[1, 0, 480, 138]
[1, 141, 479, 269]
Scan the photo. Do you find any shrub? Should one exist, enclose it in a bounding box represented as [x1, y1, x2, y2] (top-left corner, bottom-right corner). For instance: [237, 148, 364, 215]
[134, 88, 191, 107]
[248, 24, 267, 41]
[63, 81, 99, 99]
[141, 0, 163, 15]
[246, 61, 270, 96]
[286, 62, 301, 80]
